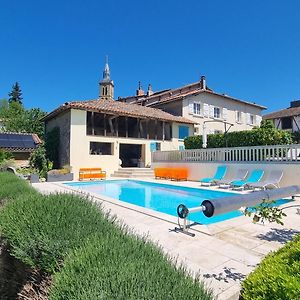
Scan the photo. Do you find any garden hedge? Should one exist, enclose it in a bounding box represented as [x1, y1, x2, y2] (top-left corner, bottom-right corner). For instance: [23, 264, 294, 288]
[0, 173, 213, 299]
[184, 121, 292, 149]
[242, 234, 300, 300]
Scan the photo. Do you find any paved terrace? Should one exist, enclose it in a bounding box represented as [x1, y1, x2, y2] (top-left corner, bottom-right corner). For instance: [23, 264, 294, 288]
[32, 179, 300, 300]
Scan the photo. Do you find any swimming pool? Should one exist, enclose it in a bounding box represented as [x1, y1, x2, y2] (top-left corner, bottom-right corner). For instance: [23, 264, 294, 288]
[65, 180, 290, 225]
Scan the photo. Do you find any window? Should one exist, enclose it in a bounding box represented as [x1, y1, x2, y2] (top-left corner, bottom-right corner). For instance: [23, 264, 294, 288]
[193, 102, 201, 115]
[214, 107, 221, 119]
[90, 142, 113, 155]
[281, 117, 292, 130]
[250, 114, 255, 125]
[150, 142, 161, 152]
[179, 126, 189, 139]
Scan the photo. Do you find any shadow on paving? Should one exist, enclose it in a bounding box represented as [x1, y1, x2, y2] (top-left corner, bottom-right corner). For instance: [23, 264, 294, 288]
[202, 267, 246, 283]
[256, 228, 300, 244]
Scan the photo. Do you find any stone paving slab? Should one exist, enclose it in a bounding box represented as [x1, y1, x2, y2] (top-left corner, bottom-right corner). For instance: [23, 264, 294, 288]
[32, 179, 300, 300]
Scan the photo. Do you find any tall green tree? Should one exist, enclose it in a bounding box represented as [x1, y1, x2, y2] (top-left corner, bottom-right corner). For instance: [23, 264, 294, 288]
[8, 82, 23, 104]
[0, 99, 46, 139]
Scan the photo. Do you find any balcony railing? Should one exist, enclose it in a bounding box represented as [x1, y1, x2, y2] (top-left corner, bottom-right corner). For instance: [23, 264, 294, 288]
[152, 144, 300, 163]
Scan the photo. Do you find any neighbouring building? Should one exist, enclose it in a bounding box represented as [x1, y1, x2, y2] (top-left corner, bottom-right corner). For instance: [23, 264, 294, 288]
[0, 132, 42, 166]
[120, 76, 266, 135]
[43, 60, 195, 178]
[263, 101, 300, 132]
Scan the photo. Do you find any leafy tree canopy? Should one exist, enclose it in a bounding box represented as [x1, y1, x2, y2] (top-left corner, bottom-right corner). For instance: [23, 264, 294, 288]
[0, 99, 46, 139]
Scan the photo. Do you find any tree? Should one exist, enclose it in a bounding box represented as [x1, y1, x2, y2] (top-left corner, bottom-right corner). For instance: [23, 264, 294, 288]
[0, 99, 46, 139]
[8, 82, 23, 104]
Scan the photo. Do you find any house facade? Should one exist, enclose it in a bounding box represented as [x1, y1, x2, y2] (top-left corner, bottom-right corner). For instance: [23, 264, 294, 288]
[263, 101, 300, 132]
[120, 76, 266, 135]
[43, 61, 194, 178]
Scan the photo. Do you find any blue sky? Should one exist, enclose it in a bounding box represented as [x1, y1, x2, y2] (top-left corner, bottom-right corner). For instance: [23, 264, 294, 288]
[1, 0, 300, 113]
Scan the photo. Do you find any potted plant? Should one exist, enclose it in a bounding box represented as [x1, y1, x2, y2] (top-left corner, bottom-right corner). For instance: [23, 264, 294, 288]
[46, 165, 73, 182]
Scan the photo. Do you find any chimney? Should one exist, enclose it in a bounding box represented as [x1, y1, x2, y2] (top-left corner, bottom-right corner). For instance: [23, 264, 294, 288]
[290, 100, 300, 108]
[147, 84, 154, 96]
[200, 75, 206, 90]
[136, 81, 144, 96]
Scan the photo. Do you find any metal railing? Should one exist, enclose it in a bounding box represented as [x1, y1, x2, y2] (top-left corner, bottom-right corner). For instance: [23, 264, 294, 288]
[152, 144, 300, 163]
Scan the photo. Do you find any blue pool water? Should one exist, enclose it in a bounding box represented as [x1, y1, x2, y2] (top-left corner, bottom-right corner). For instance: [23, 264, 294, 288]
[65, 180, 290, 225]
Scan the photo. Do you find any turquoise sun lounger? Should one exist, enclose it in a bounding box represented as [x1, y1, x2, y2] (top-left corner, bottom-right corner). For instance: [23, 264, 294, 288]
[231, 169, 264, 189]
[200, 165, 227, 186]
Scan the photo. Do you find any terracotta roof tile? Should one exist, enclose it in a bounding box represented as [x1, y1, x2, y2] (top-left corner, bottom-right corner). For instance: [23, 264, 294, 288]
[263, 107, 300, 119]
[43, 99, 195, 124]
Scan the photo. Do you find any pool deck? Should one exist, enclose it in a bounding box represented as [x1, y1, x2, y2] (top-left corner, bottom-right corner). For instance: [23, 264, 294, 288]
[32, 178, 300, 300]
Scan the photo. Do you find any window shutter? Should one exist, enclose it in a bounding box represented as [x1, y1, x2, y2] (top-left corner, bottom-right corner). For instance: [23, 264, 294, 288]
[203, 103, 209, 117]
[223, 108, 228, 120]
[256, 115, 262, 126]
[189, 102, 194, 114]
[209, 105, 214, 118]
[235, 111, 239, 123]
[246, 113, 251, 125]
[240, 112, 244, 124]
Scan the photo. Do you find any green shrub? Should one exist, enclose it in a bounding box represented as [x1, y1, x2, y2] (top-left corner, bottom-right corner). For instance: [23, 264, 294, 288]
[0, 172, 36, 202]
[50, 235, 212, 300]
[242, 234, 300, 300]
[0, 173, 213, 299]
[184, 121, 292, 149]
[0, 193, 114, 273]
[29, 145, 50, 178]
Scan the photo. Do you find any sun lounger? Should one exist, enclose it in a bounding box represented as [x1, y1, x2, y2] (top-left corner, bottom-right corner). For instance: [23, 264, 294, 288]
[215, 169, 248, 186]
[247, 170, 283, 190]
[200, 165, 227, 186]
[216, 169, 248, 188]
[231, 169, 264, 190]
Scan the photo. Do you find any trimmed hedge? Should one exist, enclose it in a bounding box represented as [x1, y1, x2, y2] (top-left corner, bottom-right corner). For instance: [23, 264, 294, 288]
[0, 173, 213, 299]
[184, 121, 292, 149]
[242, 234, 300, 300]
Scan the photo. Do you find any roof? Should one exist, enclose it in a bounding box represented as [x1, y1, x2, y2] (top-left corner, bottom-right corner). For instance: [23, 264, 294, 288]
[151, 89, 267, 110]
[263, 106, 300, 119]
[0, 132, 42, 152]
[121, 80, 266, 110]
[42, 99, 195, 124]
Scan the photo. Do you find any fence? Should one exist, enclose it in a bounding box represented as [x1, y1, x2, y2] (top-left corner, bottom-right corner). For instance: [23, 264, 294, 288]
[152, 144, 300, 164]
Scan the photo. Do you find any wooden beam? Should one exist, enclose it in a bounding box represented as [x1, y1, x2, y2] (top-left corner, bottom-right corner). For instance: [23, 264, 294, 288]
[292, 116, 300, 131]
[104, 114, 107, 136]
[91, 112, 95, 135]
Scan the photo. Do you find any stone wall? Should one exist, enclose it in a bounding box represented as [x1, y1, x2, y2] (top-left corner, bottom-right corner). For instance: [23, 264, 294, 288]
[45, 110, 71, 168]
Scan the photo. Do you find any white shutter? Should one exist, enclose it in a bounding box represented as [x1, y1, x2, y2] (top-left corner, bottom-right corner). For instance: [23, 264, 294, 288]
[188, 101, 194, 114]
[240, 112, 244, 124]
[223, 108, 228, 120]
[246, 113, 251, 125]
[209, 105, 214, 118]
[235, 111, 239, 123]
[203, 103, 209, 117]
[256, 115, 262, 126]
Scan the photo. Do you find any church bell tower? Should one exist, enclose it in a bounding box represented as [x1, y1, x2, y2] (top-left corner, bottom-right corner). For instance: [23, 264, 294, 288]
[99, 56, 114, 101]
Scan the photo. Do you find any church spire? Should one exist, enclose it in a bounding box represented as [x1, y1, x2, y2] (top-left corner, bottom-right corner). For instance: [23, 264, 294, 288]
[99, 56, 114, 101]
[102, 55, 110, 81]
